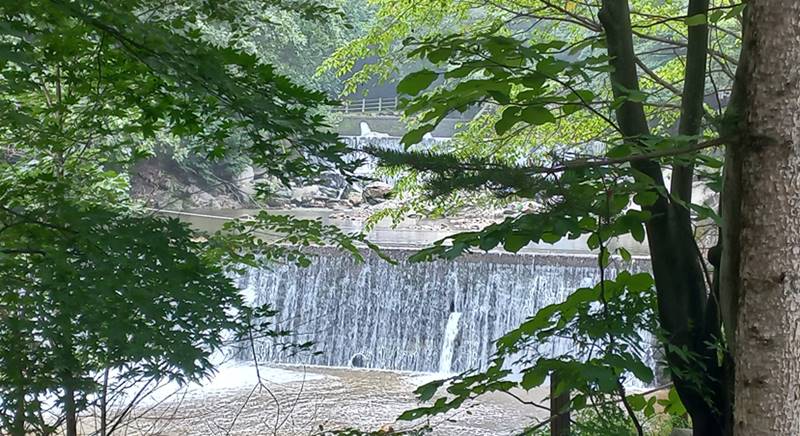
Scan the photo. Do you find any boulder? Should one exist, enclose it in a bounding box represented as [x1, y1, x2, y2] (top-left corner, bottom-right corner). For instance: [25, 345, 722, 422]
[258, 176, 292, 200]
[291, 185, 340, 207]
[350, 353, 367, 368]
[185, 185, 217, 209]
[313, 171, 348, 190]
[362, 181, 393, 205]
[347, 191, 363, 206]
[265, 197, 291, 208]
[326, 199, 350, 210]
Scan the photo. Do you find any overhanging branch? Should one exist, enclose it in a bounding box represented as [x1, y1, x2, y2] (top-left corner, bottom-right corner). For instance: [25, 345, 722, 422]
[371, 136, 729, 177]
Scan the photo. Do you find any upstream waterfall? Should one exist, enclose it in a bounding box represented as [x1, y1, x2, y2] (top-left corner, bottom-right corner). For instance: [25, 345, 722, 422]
[233, 247, 652, 374]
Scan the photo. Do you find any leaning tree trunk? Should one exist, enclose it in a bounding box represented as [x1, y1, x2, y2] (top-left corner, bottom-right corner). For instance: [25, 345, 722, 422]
[735, 1, 800, 434]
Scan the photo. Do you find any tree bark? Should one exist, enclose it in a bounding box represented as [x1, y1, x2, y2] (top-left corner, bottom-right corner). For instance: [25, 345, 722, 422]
[734, 1, 800, 434]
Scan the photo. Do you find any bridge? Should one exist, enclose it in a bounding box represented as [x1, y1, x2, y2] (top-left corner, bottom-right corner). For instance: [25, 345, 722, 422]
[333, 96, 481, 138]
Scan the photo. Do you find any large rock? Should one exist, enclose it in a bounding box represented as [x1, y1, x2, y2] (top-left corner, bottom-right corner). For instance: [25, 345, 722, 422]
[185, 185, 217, 209]
[291, 185, 340, 207]
[312, 171, 348, 190]
[346, 191, 363, 207]
[265, 197, 291, 208]
[258, 176, 292, 199]
[362, 181, 393, 205]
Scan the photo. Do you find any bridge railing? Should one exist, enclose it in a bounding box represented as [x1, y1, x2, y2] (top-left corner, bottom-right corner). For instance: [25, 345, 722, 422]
[332, 97, 400, 114]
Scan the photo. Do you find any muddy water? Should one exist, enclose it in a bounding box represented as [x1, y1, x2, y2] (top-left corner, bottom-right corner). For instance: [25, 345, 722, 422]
[90, 366, 549, 435]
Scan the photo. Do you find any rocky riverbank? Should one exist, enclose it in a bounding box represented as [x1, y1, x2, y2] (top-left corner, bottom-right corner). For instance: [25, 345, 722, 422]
[130, 156, 537, 233]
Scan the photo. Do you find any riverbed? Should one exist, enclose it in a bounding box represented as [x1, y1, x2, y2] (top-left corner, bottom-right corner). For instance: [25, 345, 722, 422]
[81, 364, 549, 435]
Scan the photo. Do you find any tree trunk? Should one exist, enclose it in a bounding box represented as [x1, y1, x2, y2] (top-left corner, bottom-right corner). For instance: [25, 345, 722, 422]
[64, 383, 77, 436]
[735, 1, 800, 434]
[598, 2, 726, 434]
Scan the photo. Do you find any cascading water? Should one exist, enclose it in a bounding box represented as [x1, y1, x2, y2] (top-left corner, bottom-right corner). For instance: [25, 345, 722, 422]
[438, 312, 462, 374]
[233, 247, 653, 375]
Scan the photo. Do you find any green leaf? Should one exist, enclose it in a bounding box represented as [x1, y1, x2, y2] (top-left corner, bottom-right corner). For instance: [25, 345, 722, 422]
[627, 393, 646, 411]
[503, 233, 529, 253]
[521, 368, 547, 390]
[401, 124, 436, 148]
[644, 398, 656, 417]
[600, 248, 611, 267]
[587, 233, 600, 250]
[520, 106, 556, 126]
[633, 191, 658, 207]
[536, 58, 567, 76]
[660, 386, 688, 416]
[414, 379, 445, 401]
[689, 203, 723, 226]
[708, 10, 725, 23]
[627, 273, 654, 292]
[397, 69, 439, 96]
[541, 232, 561, 244]
[427, 47, 453, 63]
[684, 13, 707, 26]
[724, 3, 747, 20]
[495, 107, 521, 135]
[521, 73, 546, 90]
[629, 222, 645, 243]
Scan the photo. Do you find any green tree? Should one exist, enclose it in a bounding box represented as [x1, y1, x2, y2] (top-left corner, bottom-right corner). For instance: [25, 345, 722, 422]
[134, 0, 376, 202]
[0, 0, 368, 434]
[324, 0, 754, 434]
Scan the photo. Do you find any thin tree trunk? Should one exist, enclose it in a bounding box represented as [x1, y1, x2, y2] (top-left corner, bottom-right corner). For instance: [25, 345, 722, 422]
[11, 361, 25, 436]
[64, 383, 77, 436]
[735, 1, 800, 434]
[670, 0, 710, 205]
[100, 368, 109, 436]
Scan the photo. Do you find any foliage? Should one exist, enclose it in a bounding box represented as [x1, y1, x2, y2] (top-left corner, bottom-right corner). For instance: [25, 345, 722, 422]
[0, 163, 259, 433]
[249, 0, 375, 94]
[0, 0, 370, 433]
[207, 210, 394, 269]
[0, 0, 357, 184]
[326, 0, 745, 434]
[540, 403, 639, 436]
[323, 0, 738, 216]
[143, 0, 376, 194]
[399, 270, 658, 431]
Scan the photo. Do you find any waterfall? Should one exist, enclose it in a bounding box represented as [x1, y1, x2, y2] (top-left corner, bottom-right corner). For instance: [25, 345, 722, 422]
[439, 312, 462, 374]
[233, 247, 653, 375]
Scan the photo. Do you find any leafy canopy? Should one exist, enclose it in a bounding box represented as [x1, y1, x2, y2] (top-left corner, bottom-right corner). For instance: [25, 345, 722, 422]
[0, 0, 372, 433]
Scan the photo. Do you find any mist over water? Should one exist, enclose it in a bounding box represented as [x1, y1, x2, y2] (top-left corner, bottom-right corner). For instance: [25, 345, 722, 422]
[233, 247, 654, 375]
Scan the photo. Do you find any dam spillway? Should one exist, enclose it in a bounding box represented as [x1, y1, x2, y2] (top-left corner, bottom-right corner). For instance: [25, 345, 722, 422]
[233, 247, 652, 375]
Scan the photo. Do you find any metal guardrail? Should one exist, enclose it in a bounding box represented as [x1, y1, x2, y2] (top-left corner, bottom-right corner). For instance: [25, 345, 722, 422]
[332, 97, 400, 114]
[333, 98, 480, 121]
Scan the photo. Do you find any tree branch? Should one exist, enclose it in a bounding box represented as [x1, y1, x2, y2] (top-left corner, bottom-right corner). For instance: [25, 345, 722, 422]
[530, 136, 727, 174]
[0, 248, 46, 255]
[671, 0, 710, 206]
[371, 136, 728, 177]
